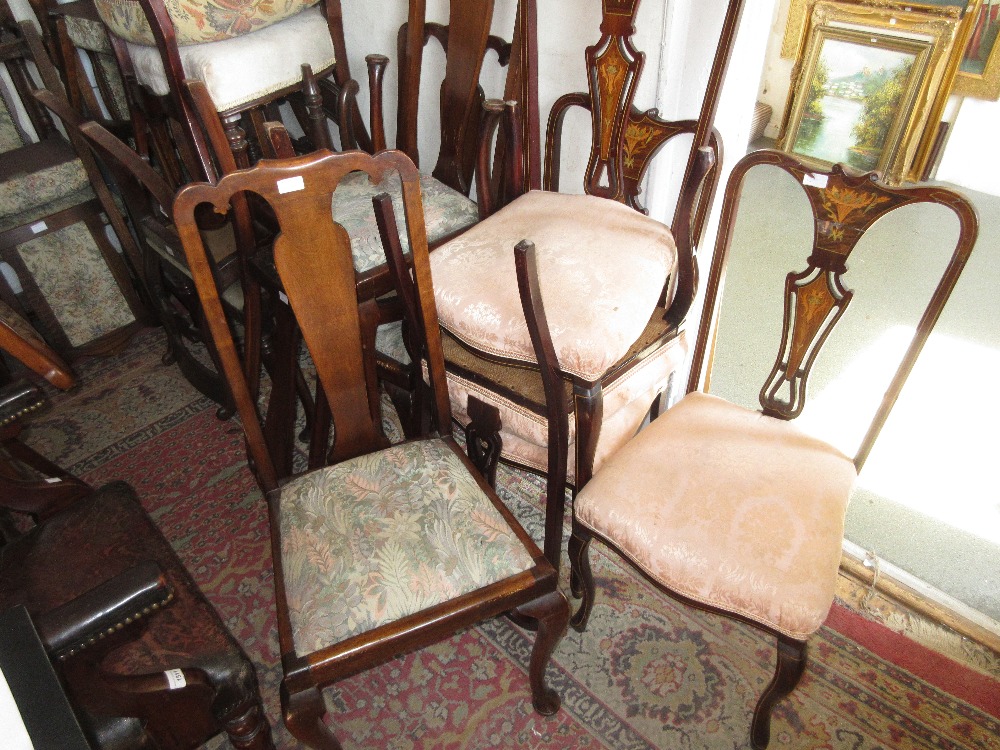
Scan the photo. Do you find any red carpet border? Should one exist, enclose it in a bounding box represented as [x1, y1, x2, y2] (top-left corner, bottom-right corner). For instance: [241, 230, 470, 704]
[25, 329, 1000, 749]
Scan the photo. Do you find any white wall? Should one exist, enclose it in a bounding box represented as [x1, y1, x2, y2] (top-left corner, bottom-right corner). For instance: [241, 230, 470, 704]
[935, 96, 1000, 195]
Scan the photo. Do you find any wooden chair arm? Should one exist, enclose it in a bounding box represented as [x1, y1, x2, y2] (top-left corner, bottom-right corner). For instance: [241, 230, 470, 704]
[475, 98, 525, 219]
[664, 145, 716, 328]
[542, 91, 591, 193]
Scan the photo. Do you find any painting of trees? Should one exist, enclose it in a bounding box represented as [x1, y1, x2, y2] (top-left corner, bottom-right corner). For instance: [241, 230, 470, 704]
[851, 60, 913, 162]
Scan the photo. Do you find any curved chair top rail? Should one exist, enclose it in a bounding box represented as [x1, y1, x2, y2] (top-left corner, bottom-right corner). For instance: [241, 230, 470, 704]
[689, 148, 979, 471]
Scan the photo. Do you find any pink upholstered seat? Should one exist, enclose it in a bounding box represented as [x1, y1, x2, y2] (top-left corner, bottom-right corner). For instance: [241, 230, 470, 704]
[575, 391, 856, 639]
[431, 190, 676, 382]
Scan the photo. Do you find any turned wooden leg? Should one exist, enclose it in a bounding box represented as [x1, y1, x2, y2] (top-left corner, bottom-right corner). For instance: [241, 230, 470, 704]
[568, 520, 595, 631]
[222, 112, 251, 169]
[513, 590, 568, 716]
[281, 683, 342, 750]
[751, 635, 807, 749]
[223, 698, 274, 750]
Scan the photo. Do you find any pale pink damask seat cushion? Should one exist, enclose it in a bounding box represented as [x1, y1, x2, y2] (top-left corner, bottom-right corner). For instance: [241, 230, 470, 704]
[575, 391, 856, 640]
[430, 190, 676, 383]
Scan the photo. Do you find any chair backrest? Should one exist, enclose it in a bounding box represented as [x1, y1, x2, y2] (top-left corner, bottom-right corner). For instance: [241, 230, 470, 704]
[541, 0, 744, 327]
[391, 0, 539, 196]
[173, 149, 453, 492]
[689, 149, 979, 470]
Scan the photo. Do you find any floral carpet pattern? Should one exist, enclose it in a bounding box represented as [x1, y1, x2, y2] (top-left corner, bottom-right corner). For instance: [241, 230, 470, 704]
[25, 329, 999, 749]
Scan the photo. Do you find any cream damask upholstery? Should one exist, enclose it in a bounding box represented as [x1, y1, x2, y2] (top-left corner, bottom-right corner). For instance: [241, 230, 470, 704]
[430, 190, 676, 382]
[122, 6, 336, 112]
[95, 0, 318, 45]
[575, 391, 856, 640]
[280, 438, 536, 654]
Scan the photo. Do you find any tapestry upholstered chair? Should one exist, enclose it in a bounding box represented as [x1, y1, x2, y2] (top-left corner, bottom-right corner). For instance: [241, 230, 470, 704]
[424, 0, 744, 569]
[563, 150, 979, 748]
[173, 147, 568, 749]
[34, 81, 268, 411]
[0, 12, 147, 360]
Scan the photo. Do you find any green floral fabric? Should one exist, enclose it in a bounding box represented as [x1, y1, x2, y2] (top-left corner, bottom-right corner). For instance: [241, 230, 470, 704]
[16, 222, 135, 347]
[0, 187, 95, 235]
[280, 438, 535, 655]
[332, 171, 478, 274]
[65, 14, 113, 52]
[0, 153, 90, 217]
[95, 0, 321, 46]
[0, 98, 22, 153]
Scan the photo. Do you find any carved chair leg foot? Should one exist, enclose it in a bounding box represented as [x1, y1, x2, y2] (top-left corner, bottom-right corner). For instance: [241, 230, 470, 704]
[223, 699, 274, 750]
[513, 590, 568, 716]
[282, 683, 343, 750]
[568, 523, 594, 631]
[750, 635, 807, 749]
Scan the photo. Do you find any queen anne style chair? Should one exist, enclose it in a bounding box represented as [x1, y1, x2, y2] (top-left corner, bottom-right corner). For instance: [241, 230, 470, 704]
[0, 12, 147, 360]
[173, 147, 568, 749]
[426, 0, 743, 569]
[561, 149, 979, 748]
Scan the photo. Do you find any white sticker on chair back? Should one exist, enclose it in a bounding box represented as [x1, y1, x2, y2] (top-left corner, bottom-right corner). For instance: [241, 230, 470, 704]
[277, 176, 305, 194]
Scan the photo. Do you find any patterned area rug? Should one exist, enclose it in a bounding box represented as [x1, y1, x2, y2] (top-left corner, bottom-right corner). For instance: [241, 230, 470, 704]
[24, 329, 1000, 749]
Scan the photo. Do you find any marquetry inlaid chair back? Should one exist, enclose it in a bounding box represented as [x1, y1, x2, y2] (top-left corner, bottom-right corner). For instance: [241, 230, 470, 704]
[564, 148, 979, 749]
[690, 149, 979, 457]
[544, 0, 740, 278]
[173, 148, 567, 748]
[426, 0, 744, 572]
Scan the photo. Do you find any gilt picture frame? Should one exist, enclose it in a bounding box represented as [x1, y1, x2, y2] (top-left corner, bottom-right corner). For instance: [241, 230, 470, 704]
[780, 26, 930, 181]
[782, 0, 998, 99]
[779, 2, 964, 182]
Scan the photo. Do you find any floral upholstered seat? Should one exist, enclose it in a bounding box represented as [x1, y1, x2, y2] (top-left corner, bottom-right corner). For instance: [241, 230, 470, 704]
[281, 438, 536, 653]
[95, 0, 319, 45]
[332, 171, 478, 273]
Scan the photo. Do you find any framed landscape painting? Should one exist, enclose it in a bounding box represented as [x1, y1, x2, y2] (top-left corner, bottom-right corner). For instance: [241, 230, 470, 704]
[781, 26, 931, 180]
[782, 0, 999, 99]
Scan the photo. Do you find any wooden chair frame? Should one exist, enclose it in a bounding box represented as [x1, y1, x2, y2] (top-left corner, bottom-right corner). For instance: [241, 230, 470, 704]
[173, 148, 568, 749]
[564, 149, 979, 748]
